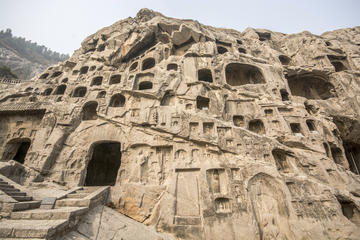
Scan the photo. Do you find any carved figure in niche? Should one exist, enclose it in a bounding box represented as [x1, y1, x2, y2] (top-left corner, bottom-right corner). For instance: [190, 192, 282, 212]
[131, 149, 150, 183]
[140, 150, 151, 183]
[191, 149, 200, 164]
[14, 128, 25, 137]
[189, 122, 199, 133]
[248, 173, 294, 240]
[156, 146, 172, 184]
[207, 168, 227, 194]
[215, 197, 230, 212]
[231, 168, 241, 180]
[175, 149, 187, 162]
[212, 169, 221, 193]
[304, 100, 319, 114]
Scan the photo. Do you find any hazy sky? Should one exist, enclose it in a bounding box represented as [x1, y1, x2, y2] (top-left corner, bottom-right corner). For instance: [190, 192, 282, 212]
[0, 0, 359, 55]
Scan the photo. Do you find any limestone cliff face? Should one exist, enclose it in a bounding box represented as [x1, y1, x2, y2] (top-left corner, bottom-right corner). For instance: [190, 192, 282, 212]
[0, 8, 360, 239]
[0, 46, 45, 80]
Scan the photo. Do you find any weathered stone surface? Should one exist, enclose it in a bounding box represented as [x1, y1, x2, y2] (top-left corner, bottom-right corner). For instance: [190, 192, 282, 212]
[63, 205, 175, 240]
[0, 8, 360, 240]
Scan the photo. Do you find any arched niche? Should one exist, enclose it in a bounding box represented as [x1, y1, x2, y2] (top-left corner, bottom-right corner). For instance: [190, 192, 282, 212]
[217, 46, 228, 54]
[331, 146, 344, 165]
[142, 58, 155, 70]
[225, 63, 265, 86]
[42, 88, 53, 96]
[97, 91, 106, 99]
[72, 86, 87, 97]
[91, 76, 103, 86]
[248, 119, 265, 134]
[82, 101, 98, 121]
[286, 73, 336, 100]
[80, 66, 89, 74]
[233, 115, 245, 127]
[248, 173, 294, 240]
[54, 85, 66, 95]
[167, 63, 178, 71]
[109, 75, 121, 85]
[279, 55, 291, 65]
[109, 94, 125, 107]
[129, 62, 138, 71]
[39, 73, 49, 79]
[51, 71, 62, 78]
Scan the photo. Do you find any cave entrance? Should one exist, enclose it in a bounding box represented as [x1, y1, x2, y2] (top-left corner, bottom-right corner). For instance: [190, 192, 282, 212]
[2, 139, 31, 164]
[85, 142, 121, 186]
[343, 142, 360, 175]
[336, 197, 360, 226]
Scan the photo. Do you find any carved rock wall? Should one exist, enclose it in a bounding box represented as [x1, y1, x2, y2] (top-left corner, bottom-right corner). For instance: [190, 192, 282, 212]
[0, 9, 360, 240]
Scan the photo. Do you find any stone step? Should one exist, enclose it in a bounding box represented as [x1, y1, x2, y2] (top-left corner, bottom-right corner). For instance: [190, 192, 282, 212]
[0, 219, 68, 238]
[0, 185, 15, 190]
[79, 186, 101, 192]
[6, 191, 26, 197]
[55, 198, 89, 208]
[74, 189, 93, 194]
[12, 195, 33, 202]
[13, 201, 42, 212]
[65, 192, 88, 199]
[2, 188, 20, 193]
[11, 207, 88, 220]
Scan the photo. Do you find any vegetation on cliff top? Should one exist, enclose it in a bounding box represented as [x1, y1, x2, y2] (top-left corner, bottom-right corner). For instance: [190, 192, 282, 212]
[0, 28, 69, 65]
[0, 65, 18, 79]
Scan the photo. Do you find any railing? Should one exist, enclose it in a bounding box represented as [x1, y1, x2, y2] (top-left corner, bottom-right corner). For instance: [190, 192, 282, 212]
[0, 77, 25, 84]
[0, 102, 46, 114]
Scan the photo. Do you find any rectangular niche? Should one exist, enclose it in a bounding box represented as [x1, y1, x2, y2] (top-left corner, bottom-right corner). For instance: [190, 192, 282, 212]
[290, 123, 303, 136]
[175, 169, 200, 217]
[217, 126, 231, 137]
[231, 168, 241, 180]
[203, 122, 214, 135]
[264, 109, 273, 116]
[196, 96, 209, 110]
[306, 120, 317, 133]
[189, 122, 199, 133]
[206, 168, 228, 194]
[215, 197, 231, 213]
[330, 145, 345, 165]
[233, 115, 245, 127]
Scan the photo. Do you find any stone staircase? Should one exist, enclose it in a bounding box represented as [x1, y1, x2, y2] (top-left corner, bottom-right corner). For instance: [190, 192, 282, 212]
[0, 176, 41, 215]
[0, 177, 33, 202]
[0, 178, 110, 240]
